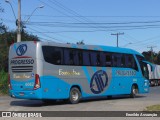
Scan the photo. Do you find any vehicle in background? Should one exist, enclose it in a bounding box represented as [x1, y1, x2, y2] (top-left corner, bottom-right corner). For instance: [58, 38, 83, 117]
[148, 63, 160, 86]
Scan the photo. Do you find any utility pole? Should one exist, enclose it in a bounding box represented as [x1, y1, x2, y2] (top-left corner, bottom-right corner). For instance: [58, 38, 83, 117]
[17, 0, 21, 42]
[6, 0, 44, 42]
[111, 32, 124, 47]
[147, 46, 156, 63]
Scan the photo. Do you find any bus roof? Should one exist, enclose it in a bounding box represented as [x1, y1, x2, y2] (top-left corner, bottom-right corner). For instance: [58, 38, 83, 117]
[41, 41, 143, 56]
[13, 41, 143, 57]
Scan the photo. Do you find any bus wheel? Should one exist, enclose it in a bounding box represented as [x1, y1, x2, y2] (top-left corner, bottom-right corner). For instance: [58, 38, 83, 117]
[130, 85, 137, 98]
[69, 87, 81, 104]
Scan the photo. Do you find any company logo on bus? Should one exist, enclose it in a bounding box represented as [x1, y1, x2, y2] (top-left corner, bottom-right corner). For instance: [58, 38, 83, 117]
[90, 70, 108, 94]
[16, 44, 27, 56]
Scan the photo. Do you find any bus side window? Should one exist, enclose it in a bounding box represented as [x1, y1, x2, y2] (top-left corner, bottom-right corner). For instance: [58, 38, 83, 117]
[83, 51, 91, 66]
[69, 50, 75, 65]
[42, 46, 63, 65]
[90, 51, 101, 66]
[126, 55, 138, 71]
[125, 55, 132, 68]
[112, 54, 117, 67]
[105, 53, 112, 67]
[52, 48, 62, 65]
[78, 51, 83, 65]
[96, 53, 101, 66]
[121, 55, 125, 67]
[64, 49, 70, 65]
[112, 53, 122, 67]
[72, 50, 79, 66]
[42, 46, 52, 63]
[90, 51, 96, 66]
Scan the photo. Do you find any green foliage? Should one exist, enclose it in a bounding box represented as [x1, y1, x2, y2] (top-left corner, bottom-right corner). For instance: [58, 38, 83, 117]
[0, 70, 8, 95]
[142, 51, 160, 65]
[0, 23, 40, 71]
[0, 23, 6, 34]
[146, 104, 160, 111]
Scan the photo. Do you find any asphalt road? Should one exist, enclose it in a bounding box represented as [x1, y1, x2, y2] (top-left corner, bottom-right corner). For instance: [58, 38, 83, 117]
[0, 86, 160, 119]
[0, 86, 160, 111]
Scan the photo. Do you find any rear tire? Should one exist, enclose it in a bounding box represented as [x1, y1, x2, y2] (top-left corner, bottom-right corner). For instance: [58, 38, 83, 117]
[69, 87, 81, 104]
[130, 85, 138, 98]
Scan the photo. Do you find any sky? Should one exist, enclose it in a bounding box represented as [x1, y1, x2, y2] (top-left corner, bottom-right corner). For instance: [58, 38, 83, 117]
[1, 0, 160, 53]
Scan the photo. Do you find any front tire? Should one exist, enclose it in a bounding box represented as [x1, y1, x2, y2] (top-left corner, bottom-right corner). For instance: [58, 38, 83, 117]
[130, 85, 138, 98]
[69, 87, 81, 104]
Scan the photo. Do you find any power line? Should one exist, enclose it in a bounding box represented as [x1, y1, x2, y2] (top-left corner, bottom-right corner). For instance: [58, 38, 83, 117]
[28, 25, 80, 42]
[47, 0, 108, 32]
[26, 25, 160, 33]
[48, 0, 90, 22]
[131, 35, 160, 45]
[27, 26, 66, 43]
[21, 15, 160, 18]
[27, 23, 160, 29]
[27, 20, 160, 25]
[38, 0, 89, 23]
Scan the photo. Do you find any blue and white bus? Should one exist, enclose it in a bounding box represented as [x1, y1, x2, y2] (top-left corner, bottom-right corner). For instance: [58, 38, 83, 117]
[8, 41, 149, 104]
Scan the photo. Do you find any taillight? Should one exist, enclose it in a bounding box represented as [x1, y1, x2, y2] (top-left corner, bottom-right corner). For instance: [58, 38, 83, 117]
[34, 74, 41, 90]
[8, 74, 12, 90]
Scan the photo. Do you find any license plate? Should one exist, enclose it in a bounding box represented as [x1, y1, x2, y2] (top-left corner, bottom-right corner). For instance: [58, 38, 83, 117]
[19, 92, 24, 96]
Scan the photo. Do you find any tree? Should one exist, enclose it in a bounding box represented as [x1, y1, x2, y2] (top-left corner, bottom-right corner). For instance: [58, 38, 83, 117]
[155, 52, 160, 65]
[0, 28, 40, 71]
[142, 51, 160, 65]
[76, 40, 85, 45]
[142, 51, 151, 62]
[0, 23, 7, 34]
[0, 3, 40, 71]
[0, 3, 5, 33]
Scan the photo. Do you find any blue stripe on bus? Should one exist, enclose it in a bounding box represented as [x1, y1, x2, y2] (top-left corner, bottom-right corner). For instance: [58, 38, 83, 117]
[82, 66, 91, 84]
[14, 44, 17, 51]
[102, 67, 106, 71]
[71, 44, 77, 48]
[92, 67, 97, 72]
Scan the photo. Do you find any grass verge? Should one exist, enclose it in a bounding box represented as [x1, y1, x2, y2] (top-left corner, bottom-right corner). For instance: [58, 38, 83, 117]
[0, 70, 8, 95]
[145, 104, 160, 111]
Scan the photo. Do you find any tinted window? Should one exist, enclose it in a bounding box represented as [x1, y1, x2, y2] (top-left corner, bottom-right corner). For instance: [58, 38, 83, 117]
[90, 51, 101, 66]
[42, 46, 63, 65]
[42, 46, 139, 69]
[77, 51, 83, 65]
[125, 54, 138, 70]
[102, 53, 112, 67]
[83, 51, 91, 66]
[64, 49, 79, 65]
[63, 49, 70, 65]
[112, 53, 124, 67]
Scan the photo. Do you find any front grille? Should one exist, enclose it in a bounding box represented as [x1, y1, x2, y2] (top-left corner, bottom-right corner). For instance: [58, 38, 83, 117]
[12, 66, 33, 73]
